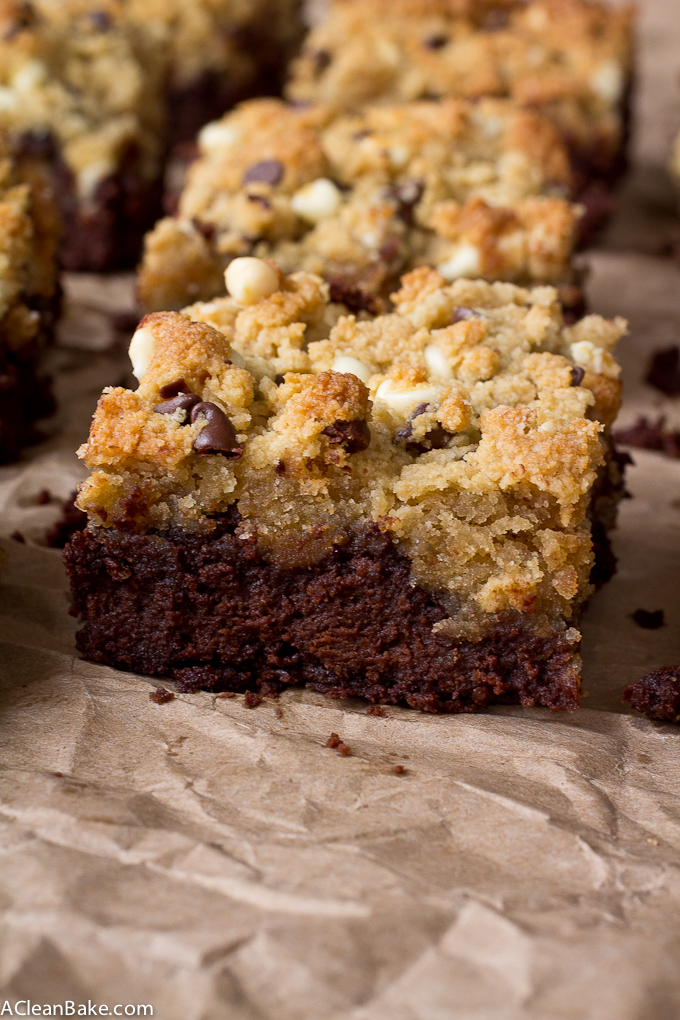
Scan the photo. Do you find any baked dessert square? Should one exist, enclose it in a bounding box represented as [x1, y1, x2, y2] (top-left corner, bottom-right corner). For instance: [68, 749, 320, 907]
[65, 258, 626, 712]
[0, 0, 304, 271]
[0, 127, 59, 462]
[286, 0, 635, 202]
[137, 96, 583, 315]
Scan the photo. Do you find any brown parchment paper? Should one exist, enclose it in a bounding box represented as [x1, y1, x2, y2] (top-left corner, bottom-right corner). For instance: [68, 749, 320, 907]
[2, 2, 680, 1015]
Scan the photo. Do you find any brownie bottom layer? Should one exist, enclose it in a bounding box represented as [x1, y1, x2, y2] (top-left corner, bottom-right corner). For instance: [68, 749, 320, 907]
[64, 515, 581, 713]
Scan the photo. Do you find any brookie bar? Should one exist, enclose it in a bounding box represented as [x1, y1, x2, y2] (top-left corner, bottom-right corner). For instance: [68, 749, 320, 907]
[65, 258, 626, 712]
[137, 96, 583, 315]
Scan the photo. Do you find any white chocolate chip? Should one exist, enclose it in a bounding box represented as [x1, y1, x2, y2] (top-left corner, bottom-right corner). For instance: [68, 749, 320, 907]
[590, 60, 623, 105]
[389, 145, 410, 168]
[291, 178, 342, 223]
[375, 380, 439, 414]
[0, 87, 17, 111]
[437, 243, 481, 281]
[198, 121, 239, 153]
[225, 257, 279, 305]
[424, 344, 454, 381]
[12, 59, 47, 92]
[332, 355, 372, 385]
[129, 325, 156, 381]
[570, 340, 621, 380]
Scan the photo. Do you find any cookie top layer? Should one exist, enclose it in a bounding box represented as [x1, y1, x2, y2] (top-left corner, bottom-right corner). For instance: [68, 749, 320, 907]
[287, 0, 634, 139]
[137, 96, 580, 312]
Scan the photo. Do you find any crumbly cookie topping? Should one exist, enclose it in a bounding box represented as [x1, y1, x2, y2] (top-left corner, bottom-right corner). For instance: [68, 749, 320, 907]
[79, 261, 625, 636]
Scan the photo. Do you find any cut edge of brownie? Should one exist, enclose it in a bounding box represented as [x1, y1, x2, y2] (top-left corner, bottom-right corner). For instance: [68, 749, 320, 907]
[0, 308, 57, 464]
[63, 508, 599, 714]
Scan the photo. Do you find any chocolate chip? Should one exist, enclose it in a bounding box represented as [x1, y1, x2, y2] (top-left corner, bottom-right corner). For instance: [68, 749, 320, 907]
[322, 419, 371, 454]
[451, 307, 478, 323]
[15, 128, 54, 160]
[328, 279, 383, 315]
[242, 160, 284, 187]
[274, 374, 285, 385]
[645, 346, 680, 397]
[192, 218, 215, 241]
[313, 49, 332, 74]
[154, 392, 201, 417]
[632, 609, 665, 630]
[149, 687, 174, 704]
[89, 10, 110, 30]
[391, 179, 424, 225]
[481, 9, 510, 30]
[159, 377, 191, 399]
[191, 402, 242, 457]
[275, 460, 286, 476]
[423, 34, 448, 49]
[394, 402, 453, 454]
[570, 366, 585, 386]
[248, 194, 272, 209]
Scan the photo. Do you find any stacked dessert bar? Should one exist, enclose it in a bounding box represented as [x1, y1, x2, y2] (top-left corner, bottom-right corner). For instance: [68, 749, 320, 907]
[0, 0, 303, 271]
[65, 259, 626, 711]
[0, 126, 59, 462]
[287, 0, 635, 200]
[138, 96, 583, 314]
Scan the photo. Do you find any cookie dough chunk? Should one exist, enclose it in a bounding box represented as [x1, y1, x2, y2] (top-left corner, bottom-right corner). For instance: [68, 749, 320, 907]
[137, 96, 582, 314]
[65, 260, 627, 713]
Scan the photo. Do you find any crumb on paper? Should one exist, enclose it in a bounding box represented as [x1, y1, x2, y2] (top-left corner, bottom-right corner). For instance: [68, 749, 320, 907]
[150, 687, 175, 704]
[326, 732, 351, 756]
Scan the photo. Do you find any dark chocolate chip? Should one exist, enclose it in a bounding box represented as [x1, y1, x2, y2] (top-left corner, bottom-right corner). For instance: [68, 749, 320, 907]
[393, 402, 453, 454]
[274, 374, 285, 385]
[191, 402, 242, 457]
[451, 307, 478, 324]
[192, 218, 215, 241]
[481, 9, 510, 30]
[328, 279, 383, 315]
[275, 460, 286, 476]
[159, 377, 191, 399]
[150, 687, 174, 704]
[154, 392, 201, 417]
[89, 10, 110, 30]
[570, 366, 585, 386]
[242, 159, 284, 187]
[322, 419, 371, 454]
[632, 609, 665, 630]
[423, 33, 449, 49]
[313, 49, 332, 74]
[392, 179, 424, 224]
[645, 346, 680, 397]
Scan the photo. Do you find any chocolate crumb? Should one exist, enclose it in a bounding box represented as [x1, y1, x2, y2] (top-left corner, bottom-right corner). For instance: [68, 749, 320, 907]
[423, 33, 448, 48]
[393, 764, 405, 774]
[150, 687, 174, 704]
[191, 402, 242, 457]
[614, 415, 680, 458]
[624, 666, 680, 722]
[632, 609, 665, 629]
[244, 690, 262, 708]
[11, 531, 25, 543]
[326, 732, 351, 755]
[570, 366, 585, 386]
[645, 346, 680, 397]
[242, 160, 284, 187]
[322, 419, 371, 454]
[366, 704, 386, 716]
